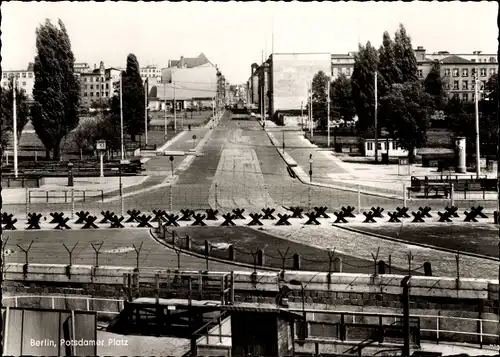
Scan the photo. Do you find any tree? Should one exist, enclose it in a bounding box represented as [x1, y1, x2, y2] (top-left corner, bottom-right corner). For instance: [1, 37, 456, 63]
[31, 19, 80, 160]
[330, 74, 355, 122]
[120, 54, 148, 142]
[393, 23, 418, 83]
[424, 60, 447, 111]
[73, 118, 100, 160]
[351, 41, 380, 134]
[379, 81, 432, 162]
[311, 70, 329, 130]
[1, 78, 30, 151]
[378, 31, 402, 96]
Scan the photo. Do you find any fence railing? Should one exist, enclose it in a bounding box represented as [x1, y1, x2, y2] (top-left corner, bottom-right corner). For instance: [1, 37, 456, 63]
[28, 189, 104, 203]
[287, 308, 498, 347]
[3, 295, 497, 348]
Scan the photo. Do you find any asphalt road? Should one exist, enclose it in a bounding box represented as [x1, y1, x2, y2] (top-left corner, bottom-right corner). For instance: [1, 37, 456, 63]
[3, 228, 252, 271]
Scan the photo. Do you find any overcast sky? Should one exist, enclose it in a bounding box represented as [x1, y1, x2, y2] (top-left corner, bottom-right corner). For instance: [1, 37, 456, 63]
[2, 1, 498, 84]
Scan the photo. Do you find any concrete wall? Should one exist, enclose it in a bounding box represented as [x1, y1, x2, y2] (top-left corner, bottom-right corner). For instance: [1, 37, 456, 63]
[3, 264, 498, 310]
[272, 53, 331, 113]
[4, 263, 498, 346]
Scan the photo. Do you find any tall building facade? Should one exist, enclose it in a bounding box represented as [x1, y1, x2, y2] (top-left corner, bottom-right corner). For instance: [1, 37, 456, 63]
[78, 61, 121, 108]
[1, 64, 35, 100]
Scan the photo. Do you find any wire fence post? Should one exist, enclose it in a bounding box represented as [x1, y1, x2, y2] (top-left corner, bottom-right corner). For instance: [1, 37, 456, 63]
[371, 247, 380, 276]
[328, 249, 336, 275]
[169, 184, 173, 213]
[357, 185, 361, 215]
[455, 252, 460, 289]
[71, 188, 75, 220]
[403, 183, 407, 208]
[17, 240, 34, 276]
[278, 248, 290, 277]
[63, 242, 78, 277]
[215, 182, 218, 210]
[407, 251, 414, 277]
[132, 242, 143, 271]
[25, 188, 29, 221]
[91, 242, 103, 267]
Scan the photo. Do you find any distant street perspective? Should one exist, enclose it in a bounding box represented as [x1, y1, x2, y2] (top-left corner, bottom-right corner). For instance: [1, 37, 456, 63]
[1, 2, 500, 357]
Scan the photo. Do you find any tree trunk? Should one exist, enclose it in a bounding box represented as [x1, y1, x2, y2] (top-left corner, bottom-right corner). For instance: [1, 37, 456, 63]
[53, 139, 62, 161]
[408, 149, 416, 164]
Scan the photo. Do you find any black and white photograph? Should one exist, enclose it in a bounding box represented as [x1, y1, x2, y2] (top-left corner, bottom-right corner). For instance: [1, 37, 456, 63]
[1, 1, 500, 356]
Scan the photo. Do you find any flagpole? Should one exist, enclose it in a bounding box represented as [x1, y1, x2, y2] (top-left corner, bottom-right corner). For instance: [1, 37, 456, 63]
[144, 78, 148, 145]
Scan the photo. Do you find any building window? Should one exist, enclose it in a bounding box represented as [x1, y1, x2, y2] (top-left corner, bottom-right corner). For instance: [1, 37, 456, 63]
[90, 84, 94, 89]
[84, 92, 87, 97]
[490, 68, 496, 76]
[101, 84, 104, 90]
[471, 81, 475, 90]
[96, 92, 100, 97]
[345, 68, 351, 76]
[106, 83, 109, 89]
[22, 82, 26, 86]
[453, 68, 459, 77]
[444, 69, 451, 77]
[2, 73, 7, 78]
[90, 92, 93, 96]
[105, 91, 108, 97]
[417, 69, 423, 78]
[367, 142, 373, 151]
[377, 143, 382, 150]
[453, 81, 459, 90]
[22, 72, 27, 78]
[480, 68, 487, 77]
[463, 93, 469, 101]
[462, 68, 468, 77]
[28, 72, 33, 78]
[462, 80, 468, 90]
[480, 81, 485, 90]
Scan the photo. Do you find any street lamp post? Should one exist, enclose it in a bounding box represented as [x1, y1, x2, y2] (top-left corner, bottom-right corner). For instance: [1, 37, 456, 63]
[289, 279, 307, 339]
[163, 83, 168, 139]
[309, 154, 313, 183]
[120, 72, 124, 161]
[12, 76, 18, 178]
[144, 79, 148, 146]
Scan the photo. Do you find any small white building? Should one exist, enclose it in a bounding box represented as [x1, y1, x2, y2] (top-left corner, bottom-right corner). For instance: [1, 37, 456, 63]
[364, 138, 416, 158]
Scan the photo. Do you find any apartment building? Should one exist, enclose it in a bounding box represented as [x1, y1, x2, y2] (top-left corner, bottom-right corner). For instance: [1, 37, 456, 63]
[415, 47, 497, 102]
[1, 64, 35, 100]
[140, 65, 162, 81]
[78, 61, 121, 108]
[331, 52, 356, 80]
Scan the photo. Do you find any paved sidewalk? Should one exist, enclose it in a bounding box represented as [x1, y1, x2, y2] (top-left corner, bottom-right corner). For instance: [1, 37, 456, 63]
[3, 115, 221, 206]
[264, 122, 498, 202]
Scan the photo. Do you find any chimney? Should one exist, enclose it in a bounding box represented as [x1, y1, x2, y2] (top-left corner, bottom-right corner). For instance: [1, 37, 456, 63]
[94, 63, 97, 70]
[414, 46, 426, 61]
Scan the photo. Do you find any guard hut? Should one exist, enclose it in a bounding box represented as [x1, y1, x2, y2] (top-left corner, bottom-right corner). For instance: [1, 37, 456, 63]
[221, 305, 303, 357]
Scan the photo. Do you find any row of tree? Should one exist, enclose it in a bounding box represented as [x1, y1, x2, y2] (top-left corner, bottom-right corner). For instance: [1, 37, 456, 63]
[311, 23, 497, 162]
[0, 19, 149, 161]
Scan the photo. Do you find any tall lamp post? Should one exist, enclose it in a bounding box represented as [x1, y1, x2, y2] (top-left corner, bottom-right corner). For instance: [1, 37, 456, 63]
[144, 78, 148, 146]
[309, 154, 313, 183]
[163, 83, 168, 139]
[120, 71, 125, 161]
[12, 76, 19, 178]
[473, 60, 481, 178]
[289, 279, 307, 339]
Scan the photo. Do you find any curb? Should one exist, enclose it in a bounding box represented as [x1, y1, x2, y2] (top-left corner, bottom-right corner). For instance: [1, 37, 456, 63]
[261, 123, 403, 200]
[102, 176, 180, 203]
[148, 228, 279, 272]
[332, 224, 499, 263]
